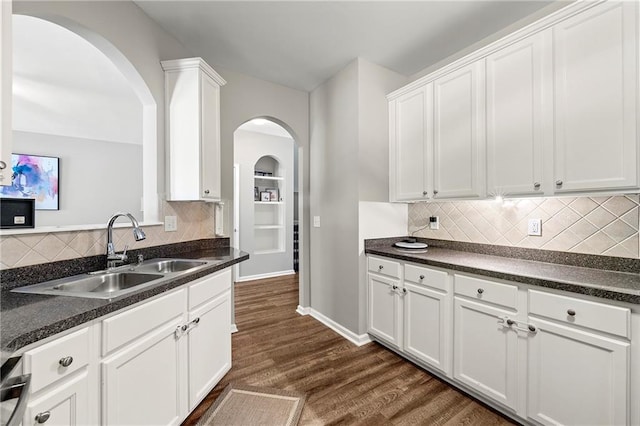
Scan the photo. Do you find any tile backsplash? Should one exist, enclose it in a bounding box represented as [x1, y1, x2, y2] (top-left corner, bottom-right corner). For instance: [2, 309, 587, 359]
[0, 201, 216, 269]
[409, 195, 640, 259]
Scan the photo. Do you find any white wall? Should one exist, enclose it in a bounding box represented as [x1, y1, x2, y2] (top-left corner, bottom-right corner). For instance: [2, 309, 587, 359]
[217, 67, 310, 305]
[234, 129, 294, 278]
[310, 58, 407, 335]
[13, 131, 142, 226]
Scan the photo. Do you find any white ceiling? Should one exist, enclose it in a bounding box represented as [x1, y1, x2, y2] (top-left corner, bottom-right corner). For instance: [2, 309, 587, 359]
[135, 0, 557, 92]
[238, 119, 294, 139]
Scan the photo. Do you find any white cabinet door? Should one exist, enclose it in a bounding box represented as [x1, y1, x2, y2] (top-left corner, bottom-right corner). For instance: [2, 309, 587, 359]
[367, 274, 402, 350]
[23, 370, 90, 426]
[404, 283, 450, 375]
[200, 72, 221, 201]
[433, 61, 485, 199]
[527, 317, 629, 426]
[102, 318, 184, 426]
[453, 297, 517, 411]
[0, 0, 11, 186]
[187, 290, 232, 410]
[389, 84, 431, 201]
[553, 1, 638, 193]
[486, 31, 551, 196]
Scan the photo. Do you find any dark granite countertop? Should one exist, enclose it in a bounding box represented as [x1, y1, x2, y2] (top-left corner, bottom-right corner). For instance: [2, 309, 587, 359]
[0, 246, 248, 364]
[365, 238, 640, 305]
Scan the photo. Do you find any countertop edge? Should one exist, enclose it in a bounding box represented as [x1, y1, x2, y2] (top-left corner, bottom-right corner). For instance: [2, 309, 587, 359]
[365, 247, 640, 305]
[3, 252, 249, 357]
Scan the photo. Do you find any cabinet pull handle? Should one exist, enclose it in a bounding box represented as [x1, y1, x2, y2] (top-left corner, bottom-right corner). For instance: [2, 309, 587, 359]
[204, 189, 210, 195]
[567, 309, 576, 317]
[422, 191, 428, 196]
[392, 285, 398, 290]
[477, 288, 484, 294]
[433, 189, 438, 195]
[378, 265, 384, 270]
[528, 325, 537, 333]
[0, 160, 6, 170]
[506, 319, 516, 326]
[192, 317, 201, 325]
[533, 182, 541, 189]
[58, 356, 73, 367]
[555, 180, 563, 186]
[402, 288, 407, 294]
[419, 275, 425, 280]
[35, 411, 51, 424]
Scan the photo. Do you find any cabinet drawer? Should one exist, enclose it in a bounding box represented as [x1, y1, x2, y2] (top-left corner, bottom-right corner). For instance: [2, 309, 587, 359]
[454, 274, 517, 309]
[23, 328, 90, 393]
[102, 289, 186, 355]
[368, 256, 401, 279]
[529, 290, 630, 339]
[189, 268, 232, 310]
[405, 263, 448, 292]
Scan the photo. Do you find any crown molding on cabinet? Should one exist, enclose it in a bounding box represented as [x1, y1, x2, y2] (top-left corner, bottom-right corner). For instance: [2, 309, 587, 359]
[161, 57, 227, 86]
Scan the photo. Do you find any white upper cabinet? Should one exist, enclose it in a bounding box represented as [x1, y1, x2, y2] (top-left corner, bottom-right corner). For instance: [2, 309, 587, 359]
[553, 1, 638, 193]
[389, 85, 432, 201]
[162, 58, 226, 201]
[433, 61, 485, 199]
[0, 0, 12, 186]
[486, 31, 552, 197]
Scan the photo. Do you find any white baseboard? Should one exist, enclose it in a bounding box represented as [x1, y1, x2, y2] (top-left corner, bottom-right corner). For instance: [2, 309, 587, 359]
[236, 270, 296, 282]
[296, 305, 311, 315]
[231, 324, 238, 333]
[304, 308, 371, 347]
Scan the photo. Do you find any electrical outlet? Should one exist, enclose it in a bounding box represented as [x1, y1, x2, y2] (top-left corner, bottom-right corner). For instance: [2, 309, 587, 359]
[528, 218, 542, 236]
[164, 215, 177, 232]
[313, 216, 321, 228]
[429, 216, 439, 230]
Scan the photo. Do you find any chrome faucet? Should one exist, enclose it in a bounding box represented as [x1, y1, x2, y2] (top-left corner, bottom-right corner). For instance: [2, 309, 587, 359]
[106, 212, 146, 269]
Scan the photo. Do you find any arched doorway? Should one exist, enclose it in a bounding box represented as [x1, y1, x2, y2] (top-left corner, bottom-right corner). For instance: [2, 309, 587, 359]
[233, 118, 298, 280]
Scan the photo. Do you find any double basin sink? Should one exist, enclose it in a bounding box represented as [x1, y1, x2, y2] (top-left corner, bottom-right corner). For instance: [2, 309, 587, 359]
[12, 259, 210, 300]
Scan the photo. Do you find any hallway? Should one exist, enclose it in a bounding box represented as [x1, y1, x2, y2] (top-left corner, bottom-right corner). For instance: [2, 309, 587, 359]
[183, 274, 514, 425]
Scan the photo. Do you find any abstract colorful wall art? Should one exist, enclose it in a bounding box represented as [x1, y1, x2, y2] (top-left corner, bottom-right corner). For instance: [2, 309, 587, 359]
[0, 154, 59, 210]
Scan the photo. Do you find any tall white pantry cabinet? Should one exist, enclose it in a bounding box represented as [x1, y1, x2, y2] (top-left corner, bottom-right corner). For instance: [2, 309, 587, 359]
[388, 0, 640, 201]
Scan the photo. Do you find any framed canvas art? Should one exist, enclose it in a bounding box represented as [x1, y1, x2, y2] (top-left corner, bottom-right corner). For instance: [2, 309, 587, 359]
[0, 154, 59, 210]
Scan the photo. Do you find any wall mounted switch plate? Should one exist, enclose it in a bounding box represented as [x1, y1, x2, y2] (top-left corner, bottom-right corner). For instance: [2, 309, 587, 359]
[165, 215, 177, 232]
[313, 216, 321, 228]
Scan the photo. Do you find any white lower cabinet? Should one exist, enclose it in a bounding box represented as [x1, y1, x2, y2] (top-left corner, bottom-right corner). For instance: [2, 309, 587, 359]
[23, 369, 90, 426]
[102, 318, 184, 426]
[187, 291, 232, 410]
[366, 255, 637, 425]
[527, 319, 630, 426]
[367, 273, 403, 350]
[19, 267, 233, 426]
[453, 297, 518, 411]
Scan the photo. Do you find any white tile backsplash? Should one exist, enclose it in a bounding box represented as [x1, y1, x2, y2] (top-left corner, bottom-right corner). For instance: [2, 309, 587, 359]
[409, 195, 640, 259]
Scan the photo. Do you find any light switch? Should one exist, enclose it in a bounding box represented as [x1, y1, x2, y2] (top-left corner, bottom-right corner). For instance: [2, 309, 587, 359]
[528, 218, 542, 236]
[165, 216, 177, 232]
[313, 216, 321, 228]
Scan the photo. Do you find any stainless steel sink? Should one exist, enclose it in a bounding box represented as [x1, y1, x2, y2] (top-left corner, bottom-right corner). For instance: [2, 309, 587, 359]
[50, 272, 163, 294]
[11, 258, 212, 300]
[135, 259, 206, 274]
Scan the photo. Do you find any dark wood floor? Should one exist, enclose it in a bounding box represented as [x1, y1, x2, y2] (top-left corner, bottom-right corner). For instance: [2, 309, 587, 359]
[182, 274, 515, 425]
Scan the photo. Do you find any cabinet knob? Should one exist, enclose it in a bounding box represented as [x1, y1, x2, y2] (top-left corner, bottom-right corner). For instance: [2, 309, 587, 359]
[506, 319, 516, 326]
[35, 412, 51, 424]
[419, 275, 425, 280]
[0, 160, 6, 170]
[533, 182, 541, 189]
[528, 325, 537, 333]
[422, 191, 428, 196]
[204, 189, 210, 195]
[433, 189, 439, 195]
[181, 324, 188, 332]
[378, 265, 384, 270]
[567, 309, 576, 317]
[194, 317, 200, 324]
[402, 288, 407, 294]
[59, 356, 73, 367]
[555, 180, 563, 187]
[477, 288, 484, 294]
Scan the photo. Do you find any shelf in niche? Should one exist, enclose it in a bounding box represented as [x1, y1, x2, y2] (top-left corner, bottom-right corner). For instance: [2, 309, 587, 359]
[254, 175, 283, 181]
[254, 225, 284, 230]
